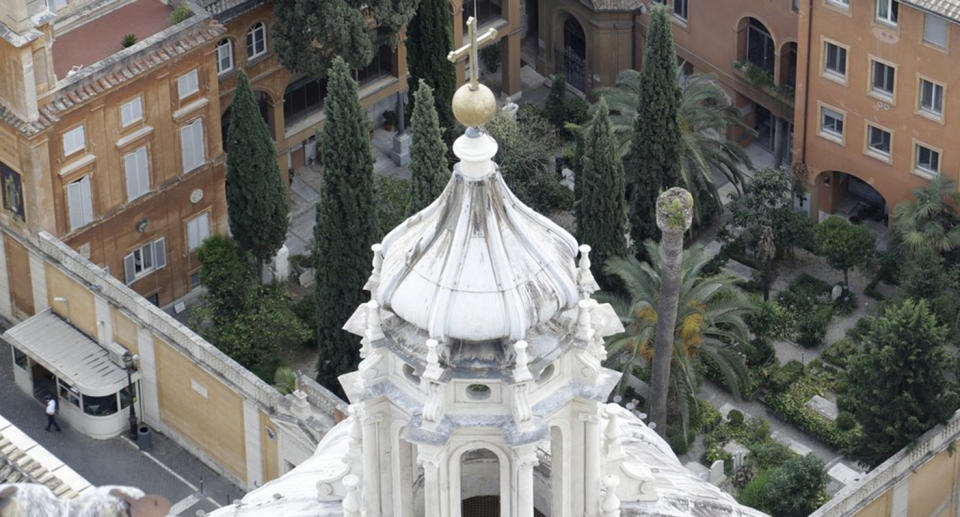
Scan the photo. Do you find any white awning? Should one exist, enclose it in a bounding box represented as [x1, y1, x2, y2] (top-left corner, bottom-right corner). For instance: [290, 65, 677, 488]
[3, 309, 131, 397]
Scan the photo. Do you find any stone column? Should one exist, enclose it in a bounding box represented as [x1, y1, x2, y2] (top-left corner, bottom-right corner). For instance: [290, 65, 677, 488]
[0, 232, 14, 320]
[582, 411, 601, 517]
[502, 32, 522, 100]
[515, 449, 538, 517]
[242, 399, 264, 490]
[361, 410, 383, 517]
[418, 448, 443, 517]
[27, 250, 47, 314]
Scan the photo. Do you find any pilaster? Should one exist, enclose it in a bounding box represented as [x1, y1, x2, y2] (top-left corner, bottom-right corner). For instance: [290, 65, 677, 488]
[0, 231, 13, 319]
[27, 249, 47, 313]
[361, 409, 384, 517]
[582, 411, 602, 517]
[136, 327, 160, 424]
[94, 294, 112, 346]
[242, 399, 264, 489]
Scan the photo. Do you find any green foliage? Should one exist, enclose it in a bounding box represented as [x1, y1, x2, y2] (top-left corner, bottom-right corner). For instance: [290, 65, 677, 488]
[192, 236, 310, 382]
[796, 305, 832, 348]
[892, 175, 960, 254]
[406, 0, 456, 129]
[407, 80, 448, 215]
[729, 167, 814, 256]
[376, 175, 411, 240]
[776, 274, 835, 348]
[813, 216, 876, 286]
[577, 99, 627, 288]
[763, 454, 828, 517]
[667, 425, 691, 455]
[273, 0, 417, 79]
[769, 360, 804, 393]
[749, 442, 793, 471]
[274, 367, 297, 395]
[727, 409, 745, 427]
[835, 411, 855, 431]
[899, 244, 960, 336]
[746, 296, 794, 342]
[821, 338, 858, 369]
[739, 469, 771, 509]
[544, 75, 568, 129]
[485, 104, 571, 213]
[833, 289, 857, 316]
[169, 5, 193, 23]
[313, 57, 378, 392]
[480, 44, 501, 72]
[843, 299, 958, 467]
[121, 34, 137, 48]
[765, 370, 855, 450]
[226, 71, 289, 273]
[624, 5, 682, 247]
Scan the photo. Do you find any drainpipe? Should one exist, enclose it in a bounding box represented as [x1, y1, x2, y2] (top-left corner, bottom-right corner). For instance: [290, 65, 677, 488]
[800, 0, 814, 165]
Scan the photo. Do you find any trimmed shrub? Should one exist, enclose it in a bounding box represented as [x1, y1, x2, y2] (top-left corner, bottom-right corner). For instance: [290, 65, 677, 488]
[797, 305, 832, 348]
[170, 4, 193, 23]
[739, 469, 771, 510]
[769, 360, 804, 393]
[836, 411, 855, 431]
[727, 409, 745, 427]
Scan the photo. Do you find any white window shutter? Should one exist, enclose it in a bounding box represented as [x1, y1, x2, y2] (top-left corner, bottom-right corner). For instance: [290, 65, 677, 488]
[67, 181, 82, 230]
[199, 213, 210, 242]
[153, 238, 166, 269]
[194, 121, 205, 165]
[123, 253, 136, 284]
[80, 176, 93, 226]
[124, 152, 138, 200]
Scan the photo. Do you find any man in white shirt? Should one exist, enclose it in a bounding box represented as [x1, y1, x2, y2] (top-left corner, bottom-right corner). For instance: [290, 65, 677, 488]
[44, 395, 61, 432]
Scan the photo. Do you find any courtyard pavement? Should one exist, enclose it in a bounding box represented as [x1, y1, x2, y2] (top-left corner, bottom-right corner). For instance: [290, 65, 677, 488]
[0, 338, 243, 515]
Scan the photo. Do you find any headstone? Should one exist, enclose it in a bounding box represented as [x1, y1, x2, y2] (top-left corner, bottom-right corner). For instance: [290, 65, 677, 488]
[299, 268, 316, 288]
[274, 244, 290, 282]
[805, 394, 839, 421]
[561, 168, 575, 190]
[831, 284, 844, 302]
[723, 260, 757, 282]
[708, 460, 725, 485]
[174, 302, 186, 314]
[390, 132, 411, 166]
[722, 440, 750, 471]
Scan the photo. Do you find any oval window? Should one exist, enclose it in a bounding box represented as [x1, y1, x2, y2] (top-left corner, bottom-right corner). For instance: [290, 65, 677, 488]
[466, 384, 492, 400]
[403, 364, 420, 384]
[536, 364, 555, 384]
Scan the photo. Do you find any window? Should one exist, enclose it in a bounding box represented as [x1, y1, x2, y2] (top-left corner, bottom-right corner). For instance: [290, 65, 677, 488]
[820, 107, 844, 138]
[871, 60, 895, 97]
[13, 346, 27, 369]
[283, 77, 327, 126]
[463, 0, 501, 26]
[179, 119, 205, 172]
[216, 39, 233, 74]
[827, 0, 849, 6]
[123, 146, 150, 201]
[120, 97, 143, 127]
[67, 175, 94, 231]
[824, 41, 847, 78]
[122, 237, 166, 284]
[746, 18, 775, 76]
[189, 270, 201, 288]
[58, 379, 79, 407]
[83, 393, 118, 416]
[62, 126, 85, 156]
[924, 14, 948, 48]
[119, 383, 136, 409]
[673, 0, 688, 20]
[356, 45, 394, 85]
[876, 0, 898, 26]
[919, 78, 944, 116]
[916, 144, 940, 176]
[246, 22, 266, 59]
[187, 212, 210, 251]
[177, 69, 199, 99]
[867, 125, 892, 156]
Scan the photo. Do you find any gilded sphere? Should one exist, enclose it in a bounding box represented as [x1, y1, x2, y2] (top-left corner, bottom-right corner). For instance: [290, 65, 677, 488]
[452, 83, 497, 127]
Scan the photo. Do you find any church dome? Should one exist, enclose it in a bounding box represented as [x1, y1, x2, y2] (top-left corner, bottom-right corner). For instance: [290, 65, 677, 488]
[374, 129, 580, 342]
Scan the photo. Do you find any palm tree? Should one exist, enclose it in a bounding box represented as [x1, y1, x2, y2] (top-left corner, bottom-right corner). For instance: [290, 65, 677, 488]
[602, 241, 755, 436]
[592, 69, 754, 218]
[893, 175, 960, 255]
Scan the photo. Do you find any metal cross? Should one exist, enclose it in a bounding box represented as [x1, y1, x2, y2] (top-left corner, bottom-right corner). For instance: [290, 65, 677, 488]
[447, 16, 498, 91]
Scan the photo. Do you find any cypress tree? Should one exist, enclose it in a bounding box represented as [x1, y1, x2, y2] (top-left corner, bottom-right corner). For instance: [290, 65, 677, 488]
[577, 99, 627, 286]
[625, 5, 682, 250]
[407, 0, 456, 130]
[408, 80, 448, 215]
[314, 57, 378, 390]
[225, 70, 289, 275]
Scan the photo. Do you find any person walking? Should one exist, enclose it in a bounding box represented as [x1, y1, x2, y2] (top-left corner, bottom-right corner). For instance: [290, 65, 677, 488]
[44, 395, 61, 432]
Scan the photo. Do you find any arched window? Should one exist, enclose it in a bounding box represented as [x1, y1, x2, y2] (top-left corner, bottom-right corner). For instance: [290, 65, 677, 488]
[746, 18, 775, 76]
[216, 39, 233, 75]
[246, 22, 266, 59]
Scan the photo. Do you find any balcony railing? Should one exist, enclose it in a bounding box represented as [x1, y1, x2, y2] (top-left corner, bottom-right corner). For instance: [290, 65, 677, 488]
[733, 60, 795, 109]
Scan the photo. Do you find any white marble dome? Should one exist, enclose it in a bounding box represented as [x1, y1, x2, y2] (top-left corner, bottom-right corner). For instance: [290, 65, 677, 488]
[374, 129, 580, 342]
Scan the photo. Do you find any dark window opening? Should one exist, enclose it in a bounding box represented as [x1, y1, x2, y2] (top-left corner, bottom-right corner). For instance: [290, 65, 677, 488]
[746, 18, 775, 76]
[284, 77, 328, 128]
[356, 45, 394, 85]
[463, 0, 502, 28]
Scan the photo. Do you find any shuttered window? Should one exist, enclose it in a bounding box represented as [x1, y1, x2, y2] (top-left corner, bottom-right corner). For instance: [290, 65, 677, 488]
[124, 146, 150, 201]
[180, 119, 205, 172]
[122, 237, 166, 284]
[187, 213, 210, 251]
[67, 176, 94, 231]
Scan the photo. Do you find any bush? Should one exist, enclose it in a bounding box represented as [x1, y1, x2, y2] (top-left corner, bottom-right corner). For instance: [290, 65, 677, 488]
[739, 469, 771, 509]
[727, 409, 745, 427]
[748, 441, 793, 471]
[822, 338, 857, 369]
[121, 34, 137, 48]
[769, 360, 804, 393]
[746, 297, 794, 342]
[170, 4, 193, 23]
[697, 400, 723, 433]
[765, 374, 852, 449]
[480, 44, 501, 72]
[763, 454, 828, 517]
[667, 425, 692, 456]
[742, 339, 775, 368]
[374, 174, 412, 240]
[836, 411, 855, 431]
[833, 289, 858, 316]
[796, 305, 832, 348]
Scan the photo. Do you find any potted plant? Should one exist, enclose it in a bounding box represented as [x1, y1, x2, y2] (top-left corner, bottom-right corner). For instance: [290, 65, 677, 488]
[121, 34, 137, 48]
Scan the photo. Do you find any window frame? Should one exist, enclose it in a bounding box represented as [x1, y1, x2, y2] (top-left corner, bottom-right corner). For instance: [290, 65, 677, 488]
[818, 103, 846, 144]
[246, 22, 267, 60]
[821, 38, 849, 84]
[216, 39, 234, 75]
[179, 118, 206, 173]
[120, 97, 143, 128]
[177, 69, 199, 100]
[923, 13, 949, 50]
[917, 76, 945, 121]
[672, 0, 688, 20]
[62, 125, 86, 157]
[66, 174, 94, 231]
[123, 146, 150, 202]
[913, 140, 942, 178]
[122, 237, 166, 284]
[868, 56, 896, 101]
[186, 211, 211, 252]
[825, 0, 850, 10]
[876, 0, 899, 26]
[864, 122, 894, 162]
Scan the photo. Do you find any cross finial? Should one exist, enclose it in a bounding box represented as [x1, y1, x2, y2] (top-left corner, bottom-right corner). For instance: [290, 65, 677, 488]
[447, 17, 498, 91]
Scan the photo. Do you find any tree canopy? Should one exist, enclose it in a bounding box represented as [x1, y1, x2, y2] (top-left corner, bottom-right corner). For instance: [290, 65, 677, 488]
[313, 57, 379, 391]
[813, 216, 875, 286]
[225, 71, 289, 274]
[406, 0, 456, 130]
[408, 80, 448, 215]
